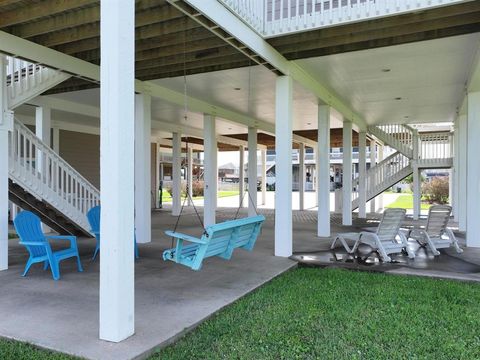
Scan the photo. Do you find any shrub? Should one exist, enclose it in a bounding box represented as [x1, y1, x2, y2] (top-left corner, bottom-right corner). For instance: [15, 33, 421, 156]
[191, 180, 204, 197]
[422, 177, 449, 204]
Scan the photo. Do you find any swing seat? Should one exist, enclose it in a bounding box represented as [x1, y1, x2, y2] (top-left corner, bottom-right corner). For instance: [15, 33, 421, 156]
[163, 215, 265, 271]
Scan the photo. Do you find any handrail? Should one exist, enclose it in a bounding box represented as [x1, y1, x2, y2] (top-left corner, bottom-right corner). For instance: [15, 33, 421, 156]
[219, 0, 467, 37]
[8, 119, 100, 231]
[419, 132, 453, 160]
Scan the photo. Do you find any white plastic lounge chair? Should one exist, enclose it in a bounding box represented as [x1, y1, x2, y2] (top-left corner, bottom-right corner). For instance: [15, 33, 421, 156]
[407, 205, 462, 255]
[331, 208, 414, 262]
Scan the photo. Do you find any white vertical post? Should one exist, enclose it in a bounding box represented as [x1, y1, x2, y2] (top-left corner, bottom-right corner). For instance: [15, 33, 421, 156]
[275, 76, 293, 257]
[187, 146, 193, 206]
[172, 132, 182, 216]
[467, 92, 480, 247]
[35, 106, 51, 146]
[314, 147, 319, 207]
[0, 55, 8, 271]
[155, 143, 160, 208]
[358, 131, 367, 218]
[239, 145, 245, 207]
[377, 144, 384, 210]
[369, 140, 376, 213]
[342, 120, 352, 226]
[452, 121, 459, 220]
[317, 105, 330, 237]
[261, 148, 267, 206]
[134, 94, 151, 244]
[412, 164, 421, 220]
[248, 127, 257, 217]
[203, 114, 217, 226]
[99, 0, 135, 342]
[53, 127, 60, 153]
[457, 114, 467, 231]
[299, 143, 305, 211]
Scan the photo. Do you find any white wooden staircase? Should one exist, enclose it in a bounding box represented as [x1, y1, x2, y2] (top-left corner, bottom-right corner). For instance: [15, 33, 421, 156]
[6, 57, 71, 110]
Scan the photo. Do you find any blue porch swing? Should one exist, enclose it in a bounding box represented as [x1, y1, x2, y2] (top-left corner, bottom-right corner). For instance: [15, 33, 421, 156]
[162, 54, 265, 270]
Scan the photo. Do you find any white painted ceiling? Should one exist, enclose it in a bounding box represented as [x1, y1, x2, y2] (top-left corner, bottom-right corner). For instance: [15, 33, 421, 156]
[31, 32, 480, 139]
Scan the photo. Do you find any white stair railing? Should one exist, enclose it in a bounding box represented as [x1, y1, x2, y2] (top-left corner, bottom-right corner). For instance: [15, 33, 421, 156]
[8, 119, 100, 233]
[368, 124, 414, 158]
[5, 56, 71, 110]
[219, 0, 467, 37]
[418, 132, 453, 163]
[352, 151, 411, 209]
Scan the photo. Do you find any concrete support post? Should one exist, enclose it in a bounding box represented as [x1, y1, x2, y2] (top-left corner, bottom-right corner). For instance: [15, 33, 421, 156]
[467, 92, 480, 247]
[274, 76, 293, 257]
[358, 131, 367, 218]
[134, 94, 151, 244]
[377, 144, 384, 210]
[299, 143, 305, 211]
[369, 140, 376, 213]
[452, 122, 459, 219]
[413, 163, 421, 220]
[99, 0, 135, 342]
[53, 127, 60, 153]
[314, 147, 319, 207]
[154, 143, 160, 208]
[457, 114, 467, 231]
[0, 55, 8, 271]
[317, 105, 330, 237]
[172, 132, 182, 216]
[187, 146, 193, 206]
[342, 121, 352, 226]
[239, 145, 245, 207]
[203, 114, 217, 226]
[261, 149, 267, 206]
[248, 127, 257, 217]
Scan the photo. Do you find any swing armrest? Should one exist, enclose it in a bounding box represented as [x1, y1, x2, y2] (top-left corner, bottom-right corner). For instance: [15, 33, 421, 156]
[165, 231, 208, 244]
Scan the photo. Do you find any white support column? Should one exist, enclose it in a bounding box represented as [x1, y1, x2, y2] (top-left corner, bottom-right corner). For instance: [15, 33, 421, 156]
[342, 121, 352, 226]
[314, 147, 319, 207]
[457, 114, 467, 231]
[52, 127, 60, 153]
[377, 144, 384, 210]
[203, 114, 217, 226]
[134, 94, 151, 244]
[452, 121, 459, 220]
[467, 92, 480, 247]
[35, 106, 51, 146]
[261, 149, 267, 206]
[275, 76, 293, 257]
[412, 163, 421, 220]
[239, 145, 245, 207]
[0, 55, 8, 271]
[99, 0, 135, 342]
[155, 143, 161, 208]
[187, 146, 193, 206]
[172, 132, 182, 216]
[369, 140, 376, 213]
[358, 131, 367, 218]
[299, 143, 305, 211]
[317, 105, 330, 237]
[248, 127, 257, 217]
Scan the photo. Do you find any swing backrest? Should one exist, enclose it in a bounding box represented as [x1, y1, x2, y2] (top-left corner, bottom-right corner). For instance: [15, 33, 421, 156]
[203, 215, 266, 257]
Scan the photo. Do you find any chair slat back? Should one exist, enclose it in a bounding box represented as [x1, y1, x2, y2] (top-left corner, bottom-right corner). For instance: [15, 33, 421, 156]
[376, 208, 406, 242]
[87, 206, 101, 233]
[204, 215, 265, 256]
[425, 205, 451, 237]
[14, 211, 47, 257]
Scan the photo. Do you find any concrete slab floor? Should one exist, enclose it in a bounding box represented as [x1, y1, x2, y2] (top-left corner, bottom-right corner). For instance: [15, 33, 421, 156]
[1, 207, 475, 359]
[1, 208, 295, 360]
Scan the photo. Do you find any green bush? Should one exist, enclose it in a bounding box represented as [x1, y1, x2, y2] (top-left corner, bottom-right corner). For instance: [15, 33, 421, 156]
[422, 176, 449, 204]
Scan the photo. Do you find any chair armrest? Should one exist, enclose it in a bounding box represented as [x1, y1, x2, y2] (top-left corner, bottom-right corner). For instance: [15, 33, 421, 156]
[165, 231, 208, 244]
[45, 235, 78, 249]
[19, 241, 47, 246]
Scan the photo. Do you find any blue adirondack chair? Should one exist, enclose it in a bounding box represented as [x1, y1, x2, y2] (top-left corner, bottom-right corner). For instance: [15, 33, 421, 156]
[163, 215, 265, 270]
[13, 211, 83, 280]
[87, 206, 139, 260]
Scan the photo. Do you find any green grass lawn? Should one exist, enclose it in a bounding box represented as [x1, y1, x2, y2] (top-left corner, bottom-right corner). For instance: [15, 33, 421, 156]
[8, 233, 17, 239]
[385, 194, 431, 210]
[161, 190, 239, 203]
[3, 268, 480, 359]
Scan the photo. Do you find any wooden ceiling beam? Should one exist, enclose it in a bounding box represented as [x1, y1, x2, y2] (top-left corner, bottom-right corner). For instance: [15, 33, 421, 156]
[69, 35, 225, 63]
[30, 8, 194, 47]
[0, 0, 97, 28]
[11, 3, 182, 39]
